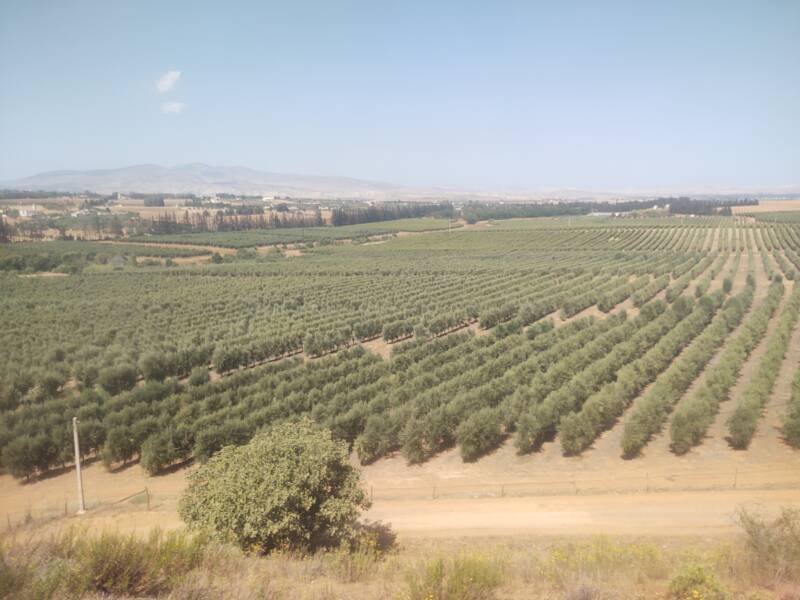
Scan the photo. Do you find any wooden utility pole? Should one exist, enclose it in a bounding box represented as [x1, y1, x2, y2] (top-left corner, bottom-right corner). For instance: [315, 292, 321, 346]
[72, 417, 86, 514]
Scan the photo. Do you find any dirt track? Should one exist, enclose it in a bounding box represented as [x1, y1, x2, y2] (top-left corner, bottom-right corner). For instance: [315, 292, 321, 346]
[2, 457, 798, 540]
[366, 489, 800, 537]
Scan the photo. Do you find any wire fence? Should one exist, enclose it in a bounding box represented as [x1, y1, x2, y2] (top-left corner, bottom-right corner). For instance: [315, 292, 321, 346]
[3, 487, 151, 532]
[365, 466, 800, 502]
[4, 466, 800, 531]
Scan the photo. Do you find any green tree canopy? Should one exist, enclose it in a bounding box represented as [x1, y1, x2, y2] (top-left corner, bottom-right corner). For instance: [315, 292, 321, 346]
[178, 419, 369, 553]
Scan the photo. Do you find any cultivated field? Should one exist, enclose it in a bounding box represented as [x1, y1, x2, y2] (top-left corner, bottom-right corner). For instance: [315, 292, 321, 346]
[2, 215, 800, 597]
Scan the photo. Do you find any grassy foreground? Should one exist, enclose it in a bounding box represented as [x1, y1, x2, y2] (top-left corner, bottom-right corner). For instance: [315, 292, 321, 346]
[2, 509, 799, 599]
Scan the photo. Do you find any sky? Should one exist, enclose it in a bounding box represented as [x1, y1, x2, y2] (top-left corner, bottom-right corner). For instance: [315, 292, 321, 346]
[0, 0, 798, 190]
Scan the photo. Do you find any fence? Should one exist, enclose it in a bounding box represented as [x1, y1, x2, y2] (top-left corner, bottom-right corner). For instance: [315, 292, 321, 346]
[366, 466, 800, 502]
[4, 487, 152, 532]
[5, 466, 800, 531]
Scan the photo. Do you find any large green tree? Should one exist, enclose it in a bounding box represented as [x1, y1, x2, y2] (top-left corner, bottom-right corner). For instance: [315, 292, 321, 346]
[178, 419, 369, 553]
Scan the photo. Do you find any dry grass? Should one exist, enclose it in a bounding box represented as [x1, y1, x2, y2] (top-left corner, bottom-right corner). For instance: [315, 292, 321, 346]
[2, 508, 799, 599]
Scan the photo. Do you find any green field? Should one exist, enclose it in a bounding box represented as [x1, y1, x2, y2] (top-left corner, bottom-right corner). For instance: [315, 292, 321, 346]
[2, 216, 800, 479]
[0, 240, 208, 272]
[749, 211, 800, 223]
[129, 217, 460, 248]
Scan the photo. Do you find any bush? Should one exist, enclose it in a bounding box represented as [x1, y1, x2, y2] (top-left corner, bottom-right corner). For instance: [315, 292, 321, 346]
[737, 507, 800, 584]
[405, 553, 504, 600]
[179, 418, 370, 553]
[0, 528, 206, 598]
[667, 564, 729, 600]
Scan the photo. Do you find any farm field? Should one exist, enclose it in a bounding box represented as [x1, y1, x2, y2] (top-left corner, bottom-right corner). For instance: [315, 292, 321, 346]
[129, 216, 460, 247]
[2, 215, 800, 541]
[732, 198, 800, 214]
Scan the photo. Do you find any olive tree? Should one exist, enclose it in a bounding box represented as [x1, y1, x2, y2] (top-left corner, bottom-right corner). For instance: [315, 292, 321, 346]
[178, 419, 369, 553]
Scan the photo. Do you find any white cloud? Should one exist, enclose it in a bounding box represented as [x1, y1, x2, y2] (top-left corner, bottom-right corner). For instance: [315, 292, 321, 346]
[161, 101, 187, 114]
[156, 70, 181, 93]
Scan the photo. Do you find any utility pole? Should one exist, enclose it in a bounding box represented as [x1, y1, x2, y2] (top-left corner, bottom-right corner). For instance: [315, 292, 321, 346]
[72, 417, 86, 514]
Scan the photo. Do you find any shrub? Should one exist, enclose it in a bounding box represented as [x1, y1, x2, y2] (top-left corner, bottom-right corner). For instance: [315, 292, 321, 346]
[737, 507, 800, 584]
[405, 553, 504, 600]
[0, 528, 206, 598]
[667, 564, 729, 600]
[179, 418, 370, 553]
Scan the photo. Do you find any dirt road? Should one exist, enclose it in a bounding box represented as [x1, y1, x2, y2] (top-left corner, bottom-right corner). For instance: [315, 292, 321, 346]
[365, 489, 800, 538]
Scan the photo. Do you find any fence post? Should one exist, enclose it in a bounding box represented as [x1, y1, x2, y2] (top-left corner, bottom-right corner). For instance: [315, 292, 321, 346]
[145, 487, 150, 511]
[733, 469, 738, 490]
[370, 486, 373, 503]
[432, 485, 437, 500]
[500, 484, 505, 498]
[646, 472, 650, 493]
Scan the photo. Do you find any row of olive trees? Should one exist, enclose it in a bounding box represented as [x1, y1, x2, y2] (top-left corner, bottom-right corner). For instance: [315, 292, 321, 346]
[355, 318, 586, 465]
[669, 278, 780, 454]
[691, 253, 731, 299]
[727, 282, 800, 448]
[395, 320, 580, 464]
[598, 275, 651, 312]
[561, 275, 628, 318]
[557, 293, 722, 456]
[784, 366, 800, 448]
[664, 253, 722, 303]
[632, 274, 670, 307]
[136, 347, 386, 474]
[619, 289, 745, 458]
[400, 323, 565, 463]
[516, 300, 683, 453]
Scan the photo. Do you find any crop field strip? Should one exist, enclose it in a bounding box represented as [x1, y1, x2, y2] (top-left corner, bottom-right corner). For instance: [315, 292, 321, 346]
[2, 218, 800, 481]
[557, 252, 745, 457]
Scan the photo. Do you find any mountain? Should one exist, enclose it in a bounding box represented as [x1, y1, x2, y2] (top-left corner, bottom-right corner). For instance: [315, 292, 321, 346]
[4, 164, 799, 200]
[2, 163, 401, 198]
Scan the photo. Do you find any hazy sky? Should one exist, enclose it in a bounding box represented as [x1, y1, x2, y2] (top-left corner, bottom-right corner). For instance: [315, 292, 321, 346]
[1, 1, 798, 190]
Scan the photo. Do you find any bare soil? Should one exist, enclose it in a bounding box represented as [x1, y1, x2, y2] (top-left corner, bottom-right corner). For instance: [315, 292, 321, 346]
[17, 272, 69, 278]
[98, 240, 237, 255]
[731, 199, 800, 214]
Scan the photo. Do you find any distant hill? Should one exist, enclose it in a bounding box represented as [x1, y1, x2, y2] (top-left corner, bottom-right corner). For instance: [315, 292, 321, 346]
[2, 163, 401, 198]
[3, 164, 799, 201]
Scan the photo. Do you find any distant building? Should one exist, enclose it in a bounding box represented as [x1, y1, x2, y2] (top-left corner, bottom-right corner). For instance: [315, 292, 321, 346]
[19, 205, 38, 217]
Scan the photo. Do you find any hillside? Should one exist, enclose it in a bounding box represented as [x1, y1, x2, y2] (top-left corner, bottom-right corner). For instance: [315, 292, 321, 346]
[2, 163, 399, 197]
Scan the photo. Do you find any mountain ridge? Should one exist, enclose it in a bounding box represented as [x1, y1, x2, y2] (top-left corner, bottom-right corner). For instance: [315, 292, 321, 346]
[2, 163, 400, 198]
[3, 164, 799, 200]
